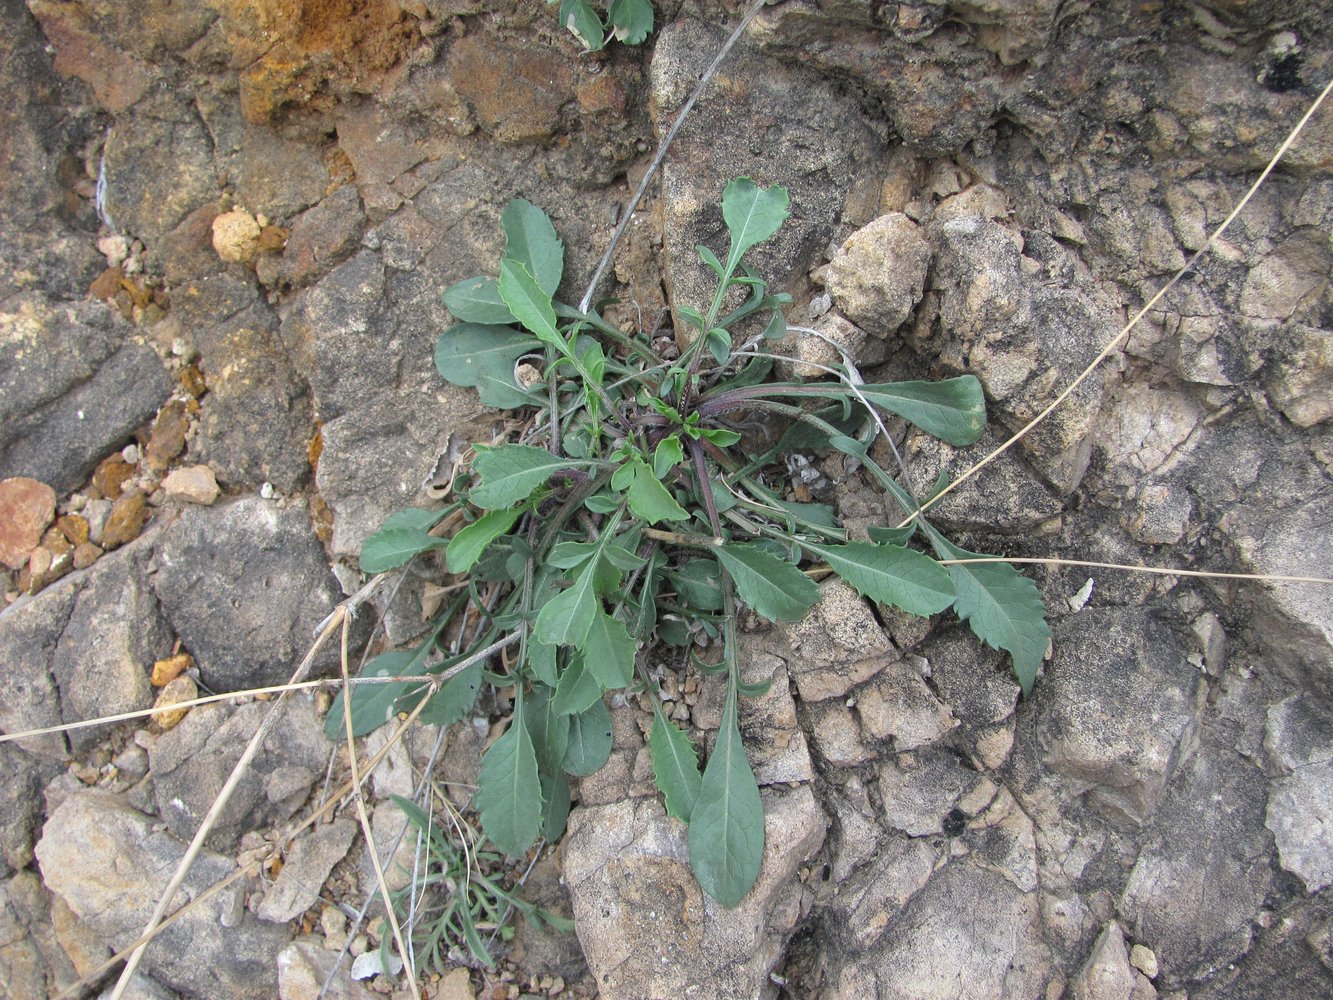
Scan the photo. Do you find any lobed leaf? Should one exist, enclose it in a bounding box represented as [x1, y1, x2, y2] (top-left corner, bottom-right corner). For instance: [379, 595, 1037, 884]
[687, 684, 764, 907]
[933, 536, 1050, 695]
[469, 444, 582, 509]
[715, 544, 820, 622]
[621, 457, 688, 524]
[552, 655, 603, 715]
[558, 0, 604, 50]
[608, 0, 653, 44]
[649, 712, 701, 822]
[801, 540, 954, 617]
[501, 198, 564, 296]
[476, 709, 544, 857]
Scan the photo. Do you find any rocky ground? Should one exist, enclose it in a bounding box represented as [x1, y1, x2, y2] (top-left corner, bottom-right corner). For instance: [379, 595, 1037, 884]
[1, 1, 1331, 998]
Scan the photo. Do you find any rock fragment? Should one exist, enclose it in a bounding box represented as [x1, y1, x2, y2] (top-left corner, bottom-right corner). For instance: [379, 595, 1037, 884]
[161, 464, 220, 505]
[0, 478, 56, 569]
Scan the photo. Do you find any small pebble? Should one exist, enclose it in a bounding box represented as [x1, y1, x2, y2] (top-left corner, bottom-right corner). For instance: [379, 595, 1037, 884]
[72, 542, 102, 570]
[0, 477, 57, 569]
[259, 482, 275, 499]
[101, 492, 149, 549]
[151, 653, 193, 687]
[152, 675, 198, 730]
[1130, 943, 1159, 978]
[97, 235, 130, 267]
[121, 443, 140, 466]
[162, 465, 219, 505]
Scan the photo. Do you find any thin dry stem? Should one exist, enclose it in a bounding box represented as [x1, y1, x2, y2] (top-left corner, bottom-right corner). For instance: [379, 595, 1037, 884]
[905, 76, 1333, 523]
[340, 615, 420, 997]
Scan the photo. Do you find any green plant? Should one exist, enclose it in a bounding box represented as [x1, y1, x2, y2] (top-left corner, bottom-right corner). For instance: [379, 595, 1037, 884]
[387, 792, 573, 970]
[549, 0, 654, 51]
[335, 178, 1048, 910]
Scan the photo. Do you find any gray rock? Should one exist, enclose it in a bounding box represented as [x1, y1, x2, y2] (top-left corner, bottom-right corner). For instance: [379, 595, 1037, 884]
[0, 870, 84, 1000]
[878, 747, 986, 837]
[825, 777, 883, 883]
[1267, 324, 1333, 428]
[563, 787, 824, 1000]
[50, 547, 172, 751]
[0, 578, 78, 757]
[1071, 921, 1157, 1000]
[0, 292, 171, 492]
[257, 820, 358, 924]
[1265, 697, 1333, 893]
[649, 17, 880, 345]
[148, 694, 332, 850]
[823, 860, 1051, 1000]
[35, 788, 291, 999]
[0, 744, 44, 875]
[924, 218, 1119, 493]
[1031, 608, 1201, 825]
[1120, 739, 1272, 988]
[315, 388, 476, 560]
[151, 498, 350, 691]
[855, 660, 958, 751]
[259, 185, 366, 290]
[276, 937, 382, 1000]
[923, 631, 1020, 732]
[828, 835, 943, 951]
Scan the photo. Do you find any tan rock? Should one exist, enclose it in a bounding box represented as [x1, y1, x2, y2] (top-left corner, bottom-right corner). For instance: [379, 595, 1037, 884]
[162, 465, 220, 505]
[91, 456, 135, 500]
[212, 210, 263, 263]
[151, 653, 193, 687]
[438, 967, 474, 1000]
[56, 514, 89, 546]
[152, 675, 198, 730]
[71, 541, 102, 570]
[145, 400, 191, 470]
[0, 477, 57, 569]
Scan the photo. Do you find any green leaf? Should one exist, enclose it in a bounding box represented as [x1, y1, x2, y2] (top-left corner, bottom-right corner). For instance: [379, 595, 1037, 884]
[379, 508, 448, 533]
[553, 655, 604, 715]
[501, 198, 564, 296]
[653, 434, 684, 479]
[933, 536, 1050, 695]
[525, 685, 570, 773]
[469, 444, 581, 509]
[623, 458, 688, 524]
[360, 527, 446, 574]
[688, 684, 764, 907]
[670, 558, 723, 611]
[476, 709, 543, 858]
[325, 651, 413, 740]
[608, 0, 653, 44]
[443, 276, 517, 325]
[446, 508, 522, 573]
[563, 699, 613, 776]
[540, 768, 571, 841]
[497, 259, 567, 357]
[721, 177, 790, 271]
[527, 639, 559, 688]
[715, 544, 820, 622]
[858, 377, 986, 447]
[558, 0, 604, 50]
[868, 524, 916, 546]
[706, 327, 731, 366]
[416, 662, 483, 727]
[583, 608, 637, 689]
[695, 244, 724, 278]
[435, 323, 537, 408]
[800, 541, 954, 617]
[534, 562, 599, 647]
[697, 427, 741, 448]
[548, 541, 600, 570]
[762, 308, 786, 340]
[649, 712, 701, 822]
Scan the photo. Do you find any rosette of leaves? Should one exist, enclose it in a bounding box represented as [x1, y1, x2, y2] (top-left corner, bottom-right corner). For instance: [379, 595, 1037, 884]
[339, 178, 1049, 909]
[549, 0, 653, 51]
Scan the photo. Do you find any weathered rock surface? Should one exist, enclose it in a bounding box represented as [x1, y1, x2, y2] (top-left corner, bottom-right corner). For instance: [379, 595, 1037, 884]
[256, 820, 358, 924]
[1265, 696, 1333, 893]
[151, 498, 351, 690]
[0, 478, 57, 569]
[35, 789, 290, 999]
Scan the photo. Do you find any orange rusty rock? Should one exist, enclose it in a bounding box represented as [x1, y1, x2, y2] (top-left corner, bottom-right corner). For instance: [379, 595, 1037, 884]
[91, 457, 135, 500]
[101, 492, 149, 550]
[56, 514, 90, 546]
[145, 400, 191, 471]
[88, 266, 124, 301]
[178, 364, 207, 398]
[152, 675, 198, 730]
[151, 653, 193, 687]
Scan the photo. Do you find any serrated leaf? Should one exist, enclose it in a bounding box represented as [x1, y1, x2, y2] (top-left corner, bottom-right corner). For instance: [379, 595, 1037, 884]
[563, 699, 613, 776]
[442, 276, 516, 325]
[497, 258, 567, 357]
[649, 712, 701, 822]
[933, 536, 1050, 695]
[446, 508, 522, 574]
[325, 651, 414, 740]
[687, 684, 764, 907]
[501, 198, 564, 296]
[868, 523, 916, 546]
[469, 444, 581, 509]
[858, 377, 986, 447]
[416, 661, 482, 727]
[802, 540, 954, 617]
[715, 544, 819, 622]
[583, 608, 637, 689]
[360, 527, 446, 574]
[535, 562, 599, 647]
[476, 709, 543, 857]
[552, 655, 603, 715]
[721, 177, 790, 271]
[624, 458, 688, 524]
[608, 0, 653, 44]
[558, 0, 604, 50]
